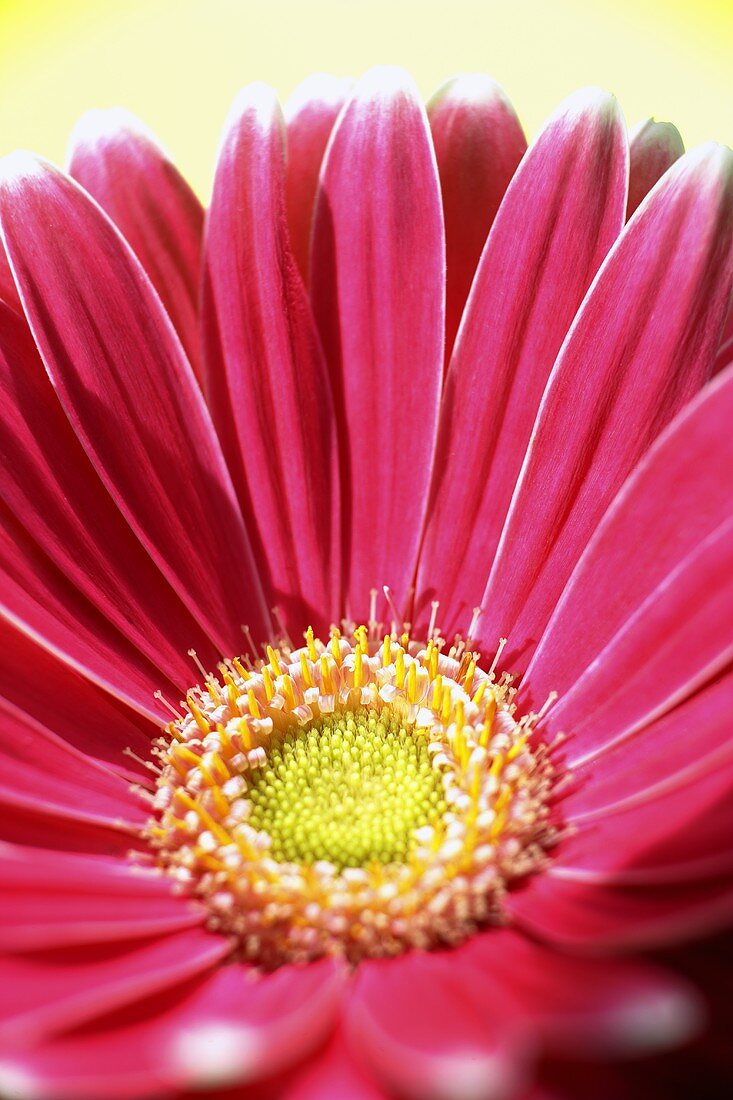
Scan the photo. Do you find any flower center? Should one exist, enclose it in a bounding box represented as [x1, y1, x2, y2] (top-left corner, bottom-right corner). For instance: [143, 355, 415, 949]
[144, 624, 557, 968]
[246, 708, 447, 870]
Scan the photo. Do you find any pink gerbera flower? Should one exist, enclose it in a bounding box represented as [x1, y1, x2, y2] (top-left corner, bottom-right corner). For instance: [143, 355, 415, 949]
[0, 65, 732, 1100]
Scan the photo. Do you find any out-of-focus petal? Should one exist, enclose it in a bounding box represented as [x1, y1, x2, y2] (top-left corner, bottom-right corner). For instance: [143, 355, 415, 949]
[0, 154, 270, 654]
[284, 74, 352, 285]
[0, 928, 227, 1049]
[458, 928, 701, 1057]
[349, 951, 530, 1100]
[507, 876, 733, 952]
[284, 1028, 388, 1100]
[626, 118, 684, 218]
[525, 365, 733, 736]
[428, 73, 526, 360]
[203, 84, 341, 635]
[415, 88, 626, 639]
[0, 299, 220, 690]
[480, 143, 733, 673]
[311, 66, 445, 623]
[68, 109, 205, 376]
[0, 844, 204, 951]
[0, 959, 342, 1100]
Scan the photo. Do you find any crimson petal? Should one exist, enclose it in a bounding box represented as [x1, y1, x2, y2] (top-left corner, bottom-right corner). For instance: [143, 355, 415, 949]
[311, 66, 445, 623]
[68, 109, 205, 376]
[203, 84, 341, 635]
[428, 74, 526, 361]
[480, 143, 733, 672]
[415, 88, 626, 639]
[0, 154, 270, 654]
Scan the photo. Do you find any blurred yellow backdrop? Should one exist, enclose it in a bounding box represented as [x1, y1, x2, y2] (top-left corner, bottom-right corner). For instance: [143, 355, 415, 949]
[0, 0, 731, 198]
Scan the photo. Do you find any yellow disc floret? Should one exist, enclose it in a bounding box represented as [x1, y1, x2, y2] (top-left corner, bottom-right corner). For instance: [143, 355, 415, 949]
[145, 625, 556, 968]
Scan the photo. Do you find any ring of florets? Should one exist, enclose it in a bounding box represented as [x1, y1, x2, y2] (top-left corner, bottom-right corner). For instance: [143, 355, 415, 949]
[143, 621, 557, 969]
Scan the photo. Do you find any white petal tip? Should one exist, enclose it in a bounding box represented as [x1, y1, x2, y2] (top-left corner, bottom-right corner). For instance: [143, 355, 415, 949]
[355, 65, 419, 102]
[226, 82, 281, 133]
[429, 73, 508, 109]
[551, 85, 619, 126]
[631, 117, 684, 151]
[284, 74, 353, 121]
[172, 1022, 262, 1087]
[611, 988, 703, 1054]
[68, 107, 159, 152]
[0, 151, 47, 190]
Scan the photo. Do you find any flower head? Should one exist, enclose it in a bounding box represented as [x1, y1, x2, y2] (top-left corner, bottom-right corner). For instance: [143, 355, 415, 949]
[0, 65, 732, 1099]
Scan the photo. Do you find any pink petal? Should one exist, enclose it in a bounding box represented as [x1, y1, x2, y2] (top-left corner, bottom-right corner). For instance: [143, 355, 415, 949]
[525, 365, 733, 739]
[284, 74, 352, 286]
[0, 616, 153, 770]
[0, 154, 270, 654]
[0, 844, 204, 951]
[415, 88, 626, 639]
[0, 505, 175, 722]
[311, 67, 445, 623]
[713, 333, 733, 375]
[480, 143, 733, 673]
[203, 84, 341, 635]
[458, 928, 701, 1056]
[0, 928, 227, 1049]
[0, 244, 21, 310]
[626, 118, 684, 218]
[560, 670, 733, 822]
[507, 875, 733, 952]
[0, 696, 145, 832]
[285, 1028, 388, 1100]
[428, 74, 526, 362]
[536, 518, 733, 767]
[0, 298, 221, 690]
[552, 737, 733, 884]
[0, 959, 342, 1099]
[349, 951, 530, 1100]
[68, 109, 205, 377]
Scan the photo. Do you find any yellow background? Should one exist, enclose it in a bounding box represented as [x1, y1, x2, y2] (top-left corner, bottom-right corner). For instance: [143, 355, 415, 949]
[0, 0, 731, 198]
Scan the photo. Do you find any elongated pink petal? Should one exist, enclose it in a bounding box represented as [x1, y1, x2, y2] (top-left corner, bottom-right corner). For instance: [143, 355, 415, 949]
[428, 74, 526, 362]
[285, 74, 352, 285]
[0, 959, 342, 1099]
[525, 365, 733, 731]
[349, 951, 530, 1100]
[0, 844, 203, 951]
[554, 743, 733, 887]
[713, 332, 733, 375]
[203, 84, 341, 634]
[508, 875, 733, 952]
[0, 697, 145, 833]
[627, 118, 684, 218]
[311, 67, 445, 623]
[0, 616, 153, 769]
[415, 89, 626, 638]
[561, 670, 733, 820]
[285, 1029, 388, 1100]
[459, 928, 701, 1056]
[0, 928, 227, 1049]
[537, 518, 733, 766]
[0, 154, 270, 654]
[0, 245, 20, 309]
[0, 506, 175, 722]
[0, 299, 220, 689]
[68, 109, 204, 376]
[480, 143, 733, 672]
